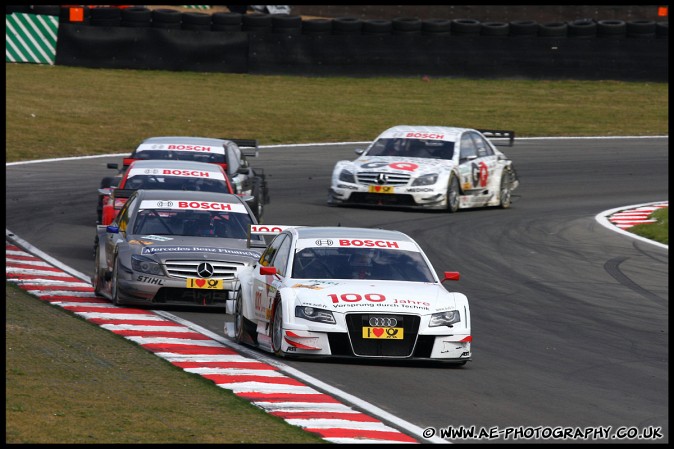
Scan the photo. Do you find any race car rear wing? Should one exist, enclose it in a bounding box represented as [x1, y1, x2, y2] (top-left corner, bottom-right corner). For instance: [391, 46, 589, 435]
[222, 138, 259, 158]
[246, 224, 296, 248]
[477, 129, 515, 147]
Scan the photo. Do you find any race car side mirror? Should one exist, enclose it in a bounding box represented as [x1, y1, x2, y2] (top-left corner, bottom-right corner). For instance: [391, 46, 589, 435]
[441, 271, 460, 282]
[107, 163, 119, 169]
[260, 266, 277, 276]
[355, 149, 365, 155]
[106, 225, 120, 234]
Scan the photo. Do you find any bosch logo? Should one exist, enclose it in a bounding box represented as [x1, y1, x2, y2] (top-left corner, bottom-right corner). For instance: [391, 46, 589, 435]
[376, 173, 388, 185]
[155, 201, 173, 208]
[315, 239, 333, 246]
[369, 316, 398, 327]
[196, 262, 215, 278]
[150, 144, 164, 150]
[144, 169, 161, 175]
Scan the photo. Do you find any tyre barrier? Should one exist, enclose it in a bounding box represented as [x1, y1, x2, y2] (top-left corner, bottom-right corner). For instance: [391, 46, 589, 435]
[362, 19, 392, 35]
[481, 21, 510, 37]
[301, 18, 332, 35]
[151, 8, 181, 29]
[626, 19, 656, 39]
[451, 18, 481, 35]
[655, 21, 668, 38]
[509, 20, 539, 37]
[392, 17, 422, 35]
[271, 14, 302, 35]
[421, 18, 452, 35]
[597, 19, 626, 38]
[242, 13, 272, 34]
[567, 19, 596, 38]
[181, 12, 211, 31]
[538, 21, 568, 37]
[211, 12, 242, 32]
[331, 16, 362, 35]
[90, 7, 122, 27]
[121, 6, 151, 28]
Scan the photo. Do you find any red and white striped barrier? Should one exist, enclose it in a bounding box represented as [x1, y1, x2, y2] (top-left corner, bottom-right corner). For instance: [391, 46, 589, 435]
[6, 241, 422, 444]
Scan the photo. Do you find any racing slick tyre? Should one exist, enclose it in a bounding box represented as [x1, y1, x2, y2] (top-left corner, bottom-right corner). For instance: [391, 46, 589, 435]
[499, 170, 514, 209]
[251, 179, 264, 223]
[233, 289, 257, 345]
[110, 257, 123, 306]
[92, 245, 105, 297]
[447, 175, 460, 213]
[271, 298, 285, 356]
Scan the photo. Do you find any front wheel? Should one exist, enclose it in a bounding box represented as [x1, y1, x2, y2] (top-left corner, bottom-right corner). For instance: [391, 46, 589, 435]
[92, 245, 105, 297]
[447, 175, 460, 213]
[271, 298, 284, 356]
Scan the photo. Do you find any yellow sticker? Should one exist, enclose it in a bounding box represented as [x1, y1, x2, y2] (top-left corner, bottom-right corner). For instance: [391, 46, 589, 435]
[368, 185, 395, 194]
[186, 278, 223, 289]
[362, 327, 404, 339]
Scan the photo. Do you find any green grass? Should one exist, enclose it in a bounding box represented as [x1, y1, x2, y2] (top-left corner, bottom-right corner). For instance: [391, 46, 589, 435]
[5, 63, 668, 162]
[628, 207, 668, 244]
[5, 62, 668, 442]
[5, 284, 326, 444]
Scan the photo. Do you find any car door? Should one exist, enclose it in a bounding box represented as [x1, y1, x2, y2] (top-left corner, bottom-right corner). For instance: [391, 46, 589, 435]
[457, 131, 494, 194]
[252, 233, 291, 323]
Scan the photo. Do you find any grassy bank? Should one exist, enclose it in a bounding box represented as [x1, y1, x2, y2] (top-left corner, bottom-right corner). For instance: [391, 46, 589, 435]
[5, 63, 668, 162]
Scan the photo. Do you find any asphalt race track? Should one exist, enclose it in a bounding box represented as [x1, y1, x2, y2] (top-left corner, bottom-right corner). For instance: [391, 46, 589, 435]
[5, 137, 669, 443]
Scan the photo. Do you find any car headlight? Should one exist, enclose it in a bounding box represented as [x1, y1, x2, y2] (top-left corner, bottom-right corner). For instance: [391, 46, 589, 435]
[429, 310, 460, 327]
[295, 306, 336, 324]
[411, 173, 439, 186]
[338, 169, 356, 183]
[131, 255, 163, 275]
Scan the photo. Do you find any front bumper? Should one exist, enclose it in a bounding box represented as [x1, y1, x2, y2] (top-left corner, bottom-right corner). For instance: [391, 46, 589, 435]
[329, 184, 448, 209]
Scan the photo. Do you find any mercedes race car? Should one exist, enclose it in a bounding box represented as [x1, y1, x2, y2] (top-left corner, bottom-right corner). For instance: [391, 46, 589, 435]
[328, 125, 519, 212]
[99, 159, 235, 226]
[99, 136, 269, 222]
[226, 225, 472, 364]
[92, 189, 265, 307]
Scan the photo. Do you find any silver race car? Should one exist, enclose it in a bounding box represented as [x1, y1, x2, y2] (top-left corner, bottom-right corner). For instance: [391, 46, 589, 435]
[328, 125, 519, 212]
[92, 189, 265, 307]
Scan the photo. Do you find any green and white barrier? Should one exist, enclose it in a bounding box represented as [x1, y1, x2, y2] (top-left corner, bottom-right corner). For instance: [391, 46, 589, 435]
[6, 13, 59, 65]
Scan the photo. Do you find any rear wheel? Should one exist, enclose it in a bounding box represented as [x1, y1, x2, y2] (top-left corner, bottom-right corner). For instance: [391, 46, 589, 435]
[111, 257, 123, 306]
[271, 298, 284, 356]
[251, 179, 264, 222]
[447, 175, 460, 213]
[499, 170, 513, 209]
[233, 289, 257, 345]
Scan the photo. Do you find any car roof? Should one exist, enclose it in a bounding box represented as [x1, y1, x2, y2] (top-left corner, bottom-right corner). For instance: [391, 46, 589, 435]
[135, 189, 243, 203]
[140, 136, 228, 146]
[376, 125, 475, 142]
[127, 159, 225, 172]
[291, 226, 415, 242]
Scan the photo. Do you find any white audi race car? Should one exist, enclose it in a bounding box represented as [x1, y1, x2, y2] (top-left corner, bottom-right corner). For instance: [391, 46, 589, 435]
[92, 189, 265, 307]
[328, 125, 519, 212]
[227, 225, 471, 364]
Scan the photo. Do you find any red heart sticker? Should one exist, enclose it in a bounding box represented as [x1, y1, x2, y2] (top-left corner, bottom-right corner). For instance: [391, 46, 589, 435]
[196, 279, 206, 287]
[374, 186, 381, 192]
[373, 328, 384, 337]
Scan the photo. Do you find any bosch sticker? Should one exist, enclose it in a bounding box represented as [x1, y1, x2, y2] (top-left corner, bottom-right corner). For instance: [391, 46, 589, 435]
[404, 132, 445, 139]
[135, 143, 225, 154]
[295, 238, 418, 251]
[138, 200, 248, 214]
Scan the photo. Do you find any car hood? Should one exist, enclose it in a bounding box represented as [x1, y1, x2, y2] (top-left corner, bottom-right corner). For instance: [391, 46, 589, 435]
[346, 156, 456, 175]
[127, 235, 262, 262]
[284, 279, 459, 315]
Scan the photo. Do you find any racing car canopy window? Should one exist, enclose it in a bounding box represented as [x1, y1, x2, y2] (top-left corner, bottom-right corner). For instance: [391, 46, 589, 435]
[459, 133, 478, 162]
[367, 138, 454, 160]
[115, 193, 139, 233]
[123, 175, 230, 193]
[469, 132, 495, 158]
[291, 247, 435, 282]
[259, 233, 291, 276]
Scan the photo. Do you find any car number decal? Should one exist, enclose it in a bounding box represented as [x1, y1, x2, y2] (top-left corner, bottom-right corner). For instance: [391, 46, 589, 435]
[362, 326, 404, 339]
[186, 278, 223, 289]
[368, 185, 395, 194]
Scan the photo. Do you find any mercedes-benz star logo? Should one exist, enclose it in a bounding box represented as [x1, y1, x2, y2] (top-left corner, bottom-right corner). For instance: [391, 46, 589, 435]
[376, 173, 388, 185]
[197, 262, 215, 278]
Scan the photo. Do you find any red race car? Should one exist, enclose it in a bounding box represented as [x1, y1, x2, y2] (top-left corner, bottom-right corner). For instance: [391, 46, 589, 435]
[99, 159, 236, 226]
[99, 136, 269, 223]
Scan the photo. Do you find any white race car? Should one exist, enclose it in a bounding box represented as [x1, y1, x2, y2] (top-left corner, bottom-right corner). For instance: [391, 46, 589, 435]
[226, 225, 471, 364]
[328, 125, 519, 211]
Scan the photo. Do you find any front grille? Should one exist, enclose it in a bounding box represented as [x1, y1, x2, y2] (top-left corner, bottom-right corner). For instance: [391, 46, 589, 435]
[164, 259, 245, 280]
[356, 171, 410, 186]
[345, 313, 420, 357]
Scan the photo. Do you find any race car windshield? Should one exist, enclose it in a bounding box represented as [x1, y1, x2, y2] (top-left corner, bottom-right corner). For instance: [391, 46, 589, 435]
[133, 209, 258, 240]
[366, 138, 455, 160]
[124, 175, 229, 193]
[292, 247, 435, 282]
[132, 150, 226, 164]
